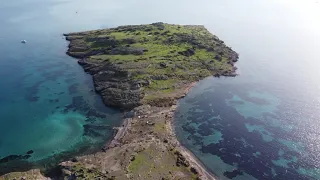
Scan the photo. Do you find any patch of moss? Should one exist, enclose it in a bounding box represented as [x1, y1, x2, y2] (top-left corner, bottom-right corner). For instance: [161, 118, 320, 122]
[154, 121, 167, 134]
[64, 163, 111, 180]
[147, 79, 176, 91]
[128, 152, 148, 173]
[127, 143, 194, 179]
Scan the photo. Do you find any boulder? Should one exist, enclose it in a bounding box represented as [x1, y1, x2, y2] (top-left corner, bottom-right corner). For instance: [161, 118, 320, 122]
[159, 62, 168, 68]
[151, 22, 165, 30]
[178, 48, 195, 57]
[190, 167, 198, 174]
[215, 55, 222, 61]
[174, 151, 190, 167]
[151, 75, 169, 80]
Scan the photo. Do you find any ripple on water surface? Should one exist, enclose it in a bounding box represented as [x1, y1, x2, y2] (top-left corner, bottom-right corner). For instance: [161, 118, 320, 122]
[175, 77, 320, 180]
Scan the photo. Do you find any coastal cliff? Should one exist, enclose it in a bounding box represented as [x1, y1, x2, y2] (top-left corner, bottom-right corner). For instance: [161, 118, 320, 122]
[0, 23, 238, 180]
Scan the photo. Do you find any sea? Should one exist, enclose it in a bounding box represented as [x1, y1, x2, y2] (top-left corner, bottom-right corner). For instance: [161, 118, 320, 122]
[0, 0, 319, 179]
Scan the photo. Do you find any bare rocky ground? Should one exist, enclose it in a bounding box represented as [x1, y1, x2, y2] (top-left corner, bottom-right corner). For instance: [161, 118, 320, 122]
[57, 82, 216, 180]
[0, 169, 47, 180]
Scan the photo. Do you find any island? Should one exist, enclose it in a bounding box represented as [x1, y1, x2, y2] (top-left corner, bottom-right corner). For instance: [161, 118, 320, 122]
[1, 23, 238, 180]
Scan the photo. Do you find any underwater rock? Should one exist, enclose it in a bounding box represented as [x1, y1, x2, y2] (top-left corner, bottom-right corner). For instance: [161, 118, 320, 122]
[0, 154, 31, 163]
[26, 150, 34, 155]
[223, 169, 243, 179]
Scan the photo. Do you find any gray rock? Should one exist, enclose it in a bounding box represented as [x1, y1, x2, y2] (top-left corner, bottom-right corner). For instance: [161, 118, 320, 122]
[110, 47, 145, 55]
[215, 55, 222, 61]
[159, 62, 168, 68]
[178, 48, 195, 57]
[151, 75, 169, 80]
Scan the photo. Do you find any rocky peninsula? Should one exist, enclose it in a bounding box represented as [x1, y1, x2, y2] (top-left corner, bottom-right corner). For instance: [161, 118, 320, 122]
[1, 23, 238, 180]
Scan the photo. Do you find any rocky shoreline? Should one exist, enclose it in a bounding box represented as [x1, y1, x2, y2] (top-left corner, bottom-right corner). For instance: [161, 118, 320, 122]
[0, 22, 238, 180]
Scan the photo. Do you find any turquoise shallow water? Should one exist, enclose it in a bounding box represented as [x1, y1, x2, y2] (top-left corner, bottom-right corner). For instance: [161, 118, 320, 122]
[0, 0, 123, 173]
[1, 0, 320, 178]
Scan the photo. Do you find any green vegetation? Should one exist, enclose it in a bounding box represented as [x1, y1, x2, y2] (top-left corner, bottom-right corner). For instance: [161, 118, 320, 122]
[63, 163, 113, 180]
[128, 152, 148, 173]
[127, 143, 195, 179]
[154, 121, 167, 134]
[66, 22, 238, 106]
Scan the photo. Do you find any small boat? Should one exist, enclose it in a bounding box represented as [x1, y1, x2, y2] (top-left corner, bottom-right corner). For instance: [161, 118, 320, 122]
[21, 40, 27, 44]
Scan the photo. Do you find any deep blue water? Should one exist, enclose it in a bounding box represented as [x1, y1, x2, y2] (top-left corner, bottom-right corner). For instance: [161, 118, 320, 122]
[173, 1, 320, 179]
[0, 0, 320, 178]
